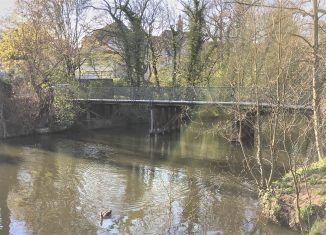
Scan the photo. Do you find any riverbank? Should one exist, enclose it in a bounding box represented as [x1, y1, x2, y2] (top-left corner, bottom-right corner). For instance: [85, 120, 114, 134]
[261, 160, 326, 234]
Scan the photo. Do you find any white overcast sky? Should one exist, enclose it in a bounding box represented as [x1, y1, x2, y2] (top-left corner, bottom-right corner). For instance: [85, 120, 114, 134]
[0, 0, 325, 18]
[0, 0, 181, 15]
[0, 0, 15, 17]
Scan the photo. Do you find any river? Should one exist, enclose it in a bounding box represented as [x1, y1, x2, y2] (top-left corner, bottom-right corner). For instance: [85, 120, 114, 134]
[0, 124, 299, 234]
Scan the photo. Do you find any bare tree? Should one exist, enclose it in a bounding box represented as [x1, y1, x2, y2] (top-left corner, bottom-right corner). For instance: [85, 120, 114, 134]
[232, 0, 326, 161]
[311, 0, 323, 160]
[143, 0, 164, 87]
[92, 0, 152, 86]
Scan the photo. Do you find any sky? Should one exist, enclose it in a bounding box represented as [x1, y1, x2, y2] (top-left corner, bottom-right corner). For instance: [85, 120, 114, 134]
[1, 0, 181, 18]
[0, 0, 15, 17]
[0, 0, 324, 20]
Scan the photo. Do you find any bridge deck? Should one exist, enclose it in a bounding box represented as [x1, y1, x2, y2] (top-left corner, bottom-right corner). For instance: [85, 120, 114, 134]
[69, 86, 312, 112]
[74, 98, 312, 112]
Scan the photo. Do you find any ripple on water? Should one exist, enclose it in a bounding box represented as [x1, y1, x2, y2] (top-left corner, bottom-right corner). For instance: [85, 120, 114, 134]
[55, 140, 115, 160]
[0, 129, 301, 235]
[76, 161, 198, 232]
[76, 162, 127, 222]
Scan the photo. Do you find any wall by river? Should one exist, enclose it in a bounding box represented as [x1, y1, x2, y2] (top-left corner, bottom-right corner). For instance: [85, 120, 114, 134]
[0, 81, 38, 139]
[0, 100, 38, 139]
[0, 81, 10, 138]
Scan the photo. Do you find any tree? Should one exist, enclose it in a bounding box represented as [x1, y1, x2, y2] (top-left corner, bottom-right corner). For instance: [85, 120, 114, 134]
[182, 0, 207, 86]
[143, 0, 164, 87]
[233, 0, 326, 161]
[93, 0, 152, 86]
[0, 21, 55, 127]
[166, 12, 184, 87]
[42, 0, 91, 79]
[0, 0, 90, 127]
[311, 0, 324, 160]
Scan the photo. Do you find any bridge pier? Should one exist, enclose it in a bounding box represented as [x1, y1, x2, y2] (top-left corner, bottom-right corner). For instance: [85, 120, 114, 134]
[0, 104, 7, 138]
[81, 103, 122, 129]
[231, 110, 256, 145]
[150, 106, 181, 135]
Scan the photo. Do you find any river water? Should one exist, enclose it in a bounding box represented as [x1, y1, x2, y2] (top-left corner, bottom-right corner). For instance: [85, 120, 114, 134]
[0, 124, 299, 235]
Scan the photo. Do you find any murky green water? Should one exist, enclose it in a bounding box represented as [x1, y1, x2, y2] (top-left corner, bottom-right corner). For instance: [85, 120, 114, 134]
[0, 125, 298, 234]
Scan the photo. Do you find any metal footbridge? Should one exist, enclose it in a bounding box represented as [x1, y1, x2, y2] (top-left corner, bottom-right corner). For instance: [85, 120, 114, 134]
[73, 86, 312, 112]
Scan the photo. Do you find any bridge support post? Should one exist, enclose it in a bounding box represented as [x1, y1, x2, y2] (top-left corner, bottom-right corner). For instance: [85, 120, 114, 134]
[231, 110, 256, 145]
[174, 107, 181, 130]
[150, 106, 182, 135]
[150, 108, 154, 133]
[167, 107, 172, 131]
[0, 103, 7, 138]
[86, 109, 91, 121]
[104, 104, 114, 119]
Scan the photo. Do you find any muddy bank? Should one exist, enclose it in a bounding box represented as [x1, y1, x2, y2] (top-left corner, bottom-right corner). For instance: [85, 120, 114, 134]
[261, 160, 326, 234]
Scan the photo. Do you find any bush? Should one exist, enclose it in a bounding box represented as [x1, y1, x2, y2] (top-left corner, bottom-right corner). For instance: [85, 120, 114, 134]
[310, 220, 326, 235]
[52, 86, 80, 127]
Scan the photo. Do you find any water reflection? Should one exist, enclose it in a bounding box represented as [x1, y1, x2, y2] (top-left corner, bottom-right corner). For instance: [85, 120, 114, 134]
[0, 125, 299, 234]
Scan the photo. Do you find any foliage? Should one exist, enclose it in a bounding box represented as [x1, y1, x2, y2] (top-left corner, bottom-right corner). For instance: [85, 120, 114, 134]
[321, 195, 326, 206]
[91, 0, 156, 86]
[81, 36, 126, 79]
[260, 189, 281, 220]
[310, 220, 326, 235]
[0, 23, 50, 70]
[182, 0, 206, 86]
[306, 161, 326, 176]
[52, 87, 81, 127]
[271, 160, 326, 191]
[0, 0, 90, 128]
[272, 177, 295, 194]
[300, 204, 318, 221]
[262, 160, 326, 233]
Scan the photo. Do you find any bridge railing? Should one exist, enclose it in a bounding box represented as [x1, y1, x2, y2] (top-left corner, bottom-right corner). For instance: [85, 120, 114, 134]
[73, 85, 312, 107]
[77, 86, 235, 102]
[231, 86, 312, 106]
[79, 71, 111, 80]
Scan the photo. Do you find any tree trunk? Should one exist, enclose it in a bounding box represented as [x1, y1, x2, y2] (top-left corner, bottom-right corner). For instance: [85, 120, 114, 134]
[253, 12, 266, 189]
[149, 40, 160, 87]
[312, 0, 323, 160]
[171, 27, 178, 87]
[31, 79, 54, 128]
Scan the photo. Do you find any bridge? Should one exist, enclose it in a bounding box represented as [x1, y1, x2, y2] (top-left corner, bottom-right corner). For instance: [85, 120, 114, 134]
[71, 85, 312, 140]
[75, 86, 311, 109]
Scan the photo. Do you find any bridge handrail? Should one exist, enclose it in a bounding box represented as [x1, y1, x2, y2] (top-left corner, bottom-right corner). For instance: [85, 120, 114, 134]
[77, 86, 236, 102]
[55, 84, 312, 106]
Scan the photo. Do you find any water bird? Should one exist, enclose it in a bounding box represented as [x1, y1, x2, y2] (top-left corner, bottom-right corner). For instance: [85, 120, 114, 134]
[100, 209, 112, 219]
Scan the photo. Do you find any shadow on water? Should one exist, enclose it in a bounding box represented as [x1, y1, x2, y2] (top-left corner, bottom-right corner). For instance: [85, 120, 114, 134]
[0, 153, 20, 234]
[2, 129, 243, 171]
[0, 154, 22, 165]
[1, 135, 97, 234]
